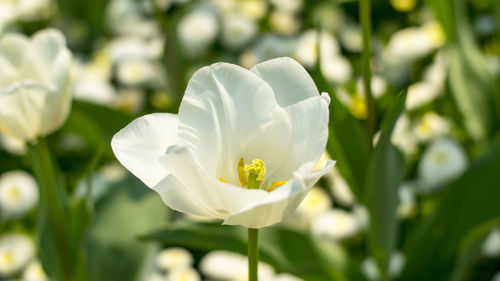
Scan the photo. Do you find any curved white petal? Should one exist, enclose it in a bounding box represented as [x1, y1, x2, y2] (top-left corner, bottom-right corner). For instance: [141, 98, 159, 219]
[266, 93, 330, 184]
[0, 34, 29, 70]
[0, 83, 48, 141]
[111, 113, 179, 187]
[178, 62, 292, 184]
[157, 145, 268, 218]
[223, 160, 335, 228]
[250, 57, 319, 107]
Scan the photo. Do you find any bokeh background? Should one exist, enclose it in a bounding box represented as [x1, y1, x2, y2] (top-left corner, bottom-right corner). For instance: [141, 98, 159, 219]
[1, 0, 500, 280]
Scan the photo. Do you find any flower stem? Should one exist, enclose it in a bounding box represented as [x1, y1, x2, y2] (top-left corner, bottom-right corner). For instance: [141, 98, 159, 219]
[248, 228, 259, 281]
[28, 137, 70, 281]
[360, 0, 376, 148]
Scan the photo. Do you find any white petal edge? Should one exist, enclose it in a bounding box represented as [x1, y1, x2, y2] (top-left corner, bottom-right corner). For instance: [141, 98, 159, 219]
[250, 57, 319, 108]
[223, 160, 335, 228]
[111, 113, 179, 187]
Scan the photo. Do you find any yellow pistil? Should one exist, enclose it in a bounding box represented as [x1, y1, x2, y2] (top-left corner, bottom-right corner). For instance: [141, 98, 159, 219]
[237, 158, 248, 187]
[219, 177, 227, 183]
[267, 180, 288, 192]
[244, 159, 266, 181]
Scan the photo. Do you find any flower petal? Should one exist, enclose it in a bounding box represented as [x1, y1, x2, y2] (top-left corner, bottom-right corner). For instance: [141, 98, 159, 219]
[223, 160, 335, 228]
[0, 33, 29, 70]
[111, 113, 179, 187]
[250, 57, 319, 107]
[178, 62, 292, 184]
[266, 93, 330, 184]
[157, 145, 269, 218]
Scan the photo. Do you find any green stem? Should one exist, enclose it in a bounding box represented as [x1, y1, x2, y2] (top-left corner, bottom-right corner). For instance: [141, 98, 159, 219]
[247, 172, 260, 281]
[28, 137, 70, 281]
[360, 0, 376, 148]
[248, 228, 259, 281]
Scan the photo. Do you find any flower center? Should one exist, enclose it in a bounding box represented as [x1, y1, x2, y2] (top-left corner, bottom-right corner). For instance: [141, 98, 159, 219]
[219, 158, 287, 192]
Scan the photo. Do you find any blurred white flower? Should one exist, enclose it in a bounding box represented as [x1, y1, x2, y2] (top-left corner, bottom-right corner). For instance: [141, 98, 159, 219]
[107, 0, 159, 37]
[328, 168, 355, 206]
[0, 0, 53, 24]
[166, 267, 200, 281]
[270, 10, 301, 35]
[112, 89, 145, 113]
[405, 81, 442, 110]
[311, 209, 360, 240]
[270, 0, 303, 13]
[361, 252, 405, 281]
[116, 58, 159, 86]
[0, 29, 73, 142]
[200, 251, 275, 281]
[418, 138, 468, 188]
[384, 22, 445, 65]
[239, 0, 268, 20]
[390, 0, 417, 12]
[108, 36, 163, 63]
[297, 187, 331, 219]
[353, 205, 370, 230]
[356, 75, 387, 99]
[0, 233, 35, 276]
[413, 112, 452, 142]
[482, 228, 500, 258]
[339, 25, 362, 53]
[294, 30, 340, 69]
[178, 9, 219, 57]
[0, 134, 26, 155]
[391, 113, 418, 157]
[22, 260, 48, 281]
[221, 13, 257, 49]
[320, 55, 352, 85]
[0, 171, 38, 220]
[144, 272, 167, 281]
[112, 57, 334, 228]
[240, 34, 296, 68]
[397, 184, 416, 219]
[156, 248, 193, 271]
[274, 273, 304, 281]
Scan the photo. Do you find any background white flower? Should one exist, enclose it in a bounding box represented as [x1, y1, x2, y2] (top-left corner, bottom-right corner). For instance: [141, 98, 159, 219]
[0, 233, 35, 276]
[0, 170, 39, 220]
[0, 28, 73, 141]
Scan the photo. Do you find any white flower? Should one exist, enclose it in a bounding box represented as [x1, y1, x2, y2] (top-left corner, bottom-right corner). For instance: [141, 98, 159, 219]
[270, 10, 301, 35]
[112, 57, 334, 229]
[389, 0, 417, 12]
[0, 0, 53, 24]
[482, 228, 500, 258]
[397, 184, 416, 219]
[0, 171, 38, 220]
[116, 58, 159, 86]
[0, 233, 35, 276]
[413, 112, 452, 142]
[0, 29, 73, 142]
[328, 168, 354, 206]
[405, 81, 442, 110]
[320, 55, 352, 85]
[391, 113, 418, 157]
[178, 9, 219, 57]
[22, 260, 48, 281]
[361, 252, 405, 281]
[418, 138, 468, 188]
[112, 89, 145, 113]
[0, 134, 26, 155]
[311, 209, 360, 240]
[270, 0, 303, 13]
[200, 251, 275, 281]
[356, 75, 387, 99]
[294, 30, 340, 69]
[166, 267, 200, 281]
[221, 13, 257, 49]
[239, 34, 296, 68]
[156, 248, 194, 271]
[297, 187, 331, 219]
[339, 25, 362, 52]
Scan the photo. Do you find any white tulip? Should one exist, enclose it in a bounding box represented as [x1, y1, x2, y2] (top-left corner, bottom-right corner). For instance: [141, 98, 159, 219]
[221, 13, 257, 49]
[22, 260, 48, 281]
[112, 57, 334, 228]
[0, 170, 39, 220]
[166, 267, 200, 281]
[296, 187, 331, 219]
[0, 233, 35, 276]
[177, 9, 219, 57]
[311, 209, 360, 240]
[0, 29, 73, 142]
[361, 252, 405, 281]
[482, 228, 500, 258]
[156, 247, 194, 271]
[418, 138, 468, 188]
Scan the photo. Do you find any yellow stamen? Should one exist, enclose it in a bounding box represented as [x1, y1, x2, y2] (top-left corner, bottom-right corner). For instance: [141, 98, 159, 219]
[238, 158, 248, 187]
[219, 177, 227, 183]
[244, 159, 266, 181]
[267, 180, 288, 192]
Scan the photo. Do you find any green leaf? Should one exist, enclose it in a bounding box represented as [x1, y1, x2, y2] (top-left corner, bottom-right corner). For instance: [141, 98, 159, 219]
[365, 92, 406, 278]
[399, 136, 500, 281]
[143, 221, 348, 281]
[84, 175, 169, 281]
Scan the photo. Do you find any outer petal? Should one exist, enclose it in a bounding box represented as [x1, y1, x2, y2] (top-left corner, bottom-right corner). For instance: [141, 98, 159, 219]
[250, 57, 319, 107]
[266, 93, 330, 185]
[0, 33, 29, 70]
[0, 83, 48, 141]
[111, 113, 179, 187]
[178, 62, 292, 184]
[223, 160, 336, 228]
[157, 145, 269, 218]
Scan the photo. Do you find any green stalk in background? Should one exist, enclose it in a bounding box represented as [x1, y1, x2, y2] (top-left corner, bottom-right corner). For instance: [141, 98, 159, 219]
[360, 0, 377, 147]
[28, 138, 72, 281]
